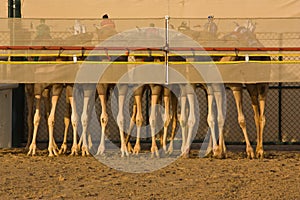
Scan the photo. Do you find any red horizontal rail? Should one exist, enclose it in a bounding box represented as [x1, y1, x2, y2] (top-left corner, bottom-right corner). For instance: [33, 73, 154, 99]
[0, 46, 300, 51]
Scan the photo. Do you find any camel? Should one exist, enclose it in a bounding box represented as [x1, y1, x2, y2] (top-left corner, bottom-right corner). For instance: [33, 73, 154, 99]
[76, 54, 129, 156]
[27, 56, 79, 156]
[120, 53, 179, 158]
[165, 53, 226, 159]
[177, 20, 268, 159]
[218, 20, 269, 159]
[123, 55, 164, 158]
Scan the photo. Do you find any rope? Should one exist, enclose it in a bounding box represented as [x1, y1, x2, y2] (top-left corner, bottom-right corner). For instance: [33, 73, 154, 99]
[1, 60, 300, 64]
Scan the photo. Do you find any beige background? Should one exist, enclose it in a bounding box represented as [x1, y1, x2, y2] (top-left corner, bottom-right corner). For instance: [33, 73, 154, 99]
[16, 0, 300, 18]
[0, 0, 7, 18]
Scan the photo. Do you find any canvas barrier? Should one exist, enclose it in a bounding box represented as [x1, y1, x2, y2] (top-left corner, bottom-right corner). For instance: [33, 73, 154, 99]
[0, 18, 299, 83]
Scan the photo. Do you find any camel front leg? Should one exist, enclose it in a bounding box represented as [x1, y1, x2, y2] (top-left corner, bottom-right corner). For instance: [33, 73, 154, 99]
[96, 91, 108, 156]
[117, 87, 129, 157]
[167, 93, 178, 155]
[213, 84, 227, 159]
[206, 86, 217, 157]
[183, 92, 196, 158]
[69, 96, 79, 156]
[133, 94, 143, 155]
[59, 95, 71, 155]
[81, 95, 92, 156]
[25, 84, 34, 150]
[256, 98, 266, 159]
[47, 95, 60, 157]
[231, 87, 254, 159]
[179, 94, 187, 156]
[149, 93, 160, 158]
[27, 95, 41, 156]
[162, 92, 171, 153]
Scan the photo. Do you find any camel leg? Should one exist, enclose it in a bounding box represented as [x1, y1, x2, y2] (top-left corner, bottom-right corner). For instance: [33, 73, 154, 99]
[149, 84, 162, 158]
[25, 84, 34, 150]
[27, 95, 41, 156]
[162, 88, 171, 153]
[125, 103, 137, 153]
[213, 83, 226, 159]
[182, 86, 196, 158]
[247, 84, 268, 159]
[59, 93, 71, 155]
[167, 92, 178, 155]
[231, 85, 254, 159]
[133, 86, 144, 155]
[80, 88, 95, 156]
[117, 84, 129, 157]
[179, 85, 187, 156]
[68, 95, 79, 156]
[96, 84, 109, 155]
[206, 85, 218, 157]
[47, 93, 61, 157]
[42, 89, 51, 135]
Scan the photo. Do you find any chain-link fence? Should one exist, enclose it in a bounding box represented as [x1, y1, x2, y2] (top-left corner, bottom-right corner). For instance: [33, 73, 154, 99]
[21, 81, 300, 145]
[0, 18, 299, 145]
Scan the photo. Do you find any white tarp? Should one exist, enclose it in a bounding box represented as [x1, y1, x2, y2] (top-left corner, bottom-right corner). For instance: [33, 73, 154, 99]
[21, 0, 300, 18]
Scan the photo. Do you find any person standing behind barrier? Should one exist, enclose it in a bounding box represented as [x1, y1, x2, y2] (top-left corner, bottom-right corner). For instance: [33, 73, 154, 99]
[203, 15, 218, 38]
[35, 19, 51, 39]
[73, 20, 86, 35]
[100, 14, 116, 29]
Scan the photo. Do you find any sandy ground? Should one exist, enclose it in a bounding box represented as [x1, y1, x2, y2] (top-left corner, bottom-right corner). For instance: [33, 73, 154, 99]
[0, 145, 299, 200]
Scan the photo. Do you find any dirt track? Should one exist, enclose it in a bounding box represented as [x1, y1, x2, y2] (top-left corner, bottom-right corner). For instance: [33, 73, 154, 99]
[0, 145, 299, 200]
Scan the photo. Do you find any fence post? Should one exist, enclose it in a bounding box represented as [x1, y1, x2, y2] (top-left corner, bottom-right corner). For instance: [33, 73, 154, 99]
[277, 33, 283, 143]
[164, 15, 170, 85]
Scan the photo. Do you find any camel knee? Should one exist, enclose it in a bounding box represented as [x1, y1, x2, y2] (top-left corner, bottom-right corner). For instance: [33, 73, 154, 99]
[81, 114, 88, 127]
[179, 116, 186, 128]
[136, 117, 143, 127]
[207, 115, 215, 129]
[47, 116, 55, 127]
[33, 114, 41, 126]
[100, 113, 108, 126]
[238, 117, 246, 129]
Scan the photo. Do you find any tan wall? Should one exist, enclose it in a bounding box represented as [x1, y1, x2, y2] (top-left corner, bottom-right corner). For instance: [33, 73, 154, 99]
[0, 0, 7, 18]
[21, 0, 300, 19]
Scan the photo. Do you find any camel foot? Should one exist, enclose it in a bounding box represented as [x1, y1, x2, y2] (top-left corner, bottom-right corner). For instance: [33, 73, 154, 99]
[59, 143, 68, 155]
[133, 144, 141, 155]
[127, 142, 134, 153]
[120, 143, 129, 157]
[69, 145, 79, 156]
[27, 144, 37, 156]
[167, 147, 173, 156]
[96, 145, 105, 156]
[246, 145, 255, 159]
[81, 146, 90, 156]
[256, 148, 264, 159]
[151, 146, 160, 158]
[48, 146, 59, 157]
[180, 147, 190, 158]
[213, 146, 226, 159]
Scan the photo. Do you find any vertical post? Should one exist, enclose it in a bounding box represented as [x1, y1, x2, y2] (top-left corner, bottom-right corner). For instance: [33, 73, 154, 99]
[8, 0, 24, 147]
[278, 57, 283, 143]
[164, 15, 170, 85]
[277, 33, 283, 143]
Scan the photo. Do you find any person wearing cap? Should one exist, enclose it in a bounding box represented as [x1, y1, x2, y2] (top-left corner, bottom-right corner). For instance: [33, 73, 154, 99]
[35, 19, 51, 39]
[100, 14, 116, 29]
[203, 15, 218, 38]
[73, 20, 86, 35]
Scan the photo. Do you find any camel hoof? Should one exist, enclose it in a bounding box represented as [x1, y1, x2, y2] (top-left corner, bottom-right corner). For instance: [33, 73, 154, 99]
[247, 150, 255, 159]
[213, 147, 226, 159]
[256, 149, 264, 159]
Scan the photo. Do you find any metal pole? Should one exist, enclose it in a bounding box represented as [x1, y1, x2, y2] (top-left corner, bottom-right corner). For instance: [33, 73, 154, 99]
[278, 33, 283, 143]
[164, 15, 170, 85]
